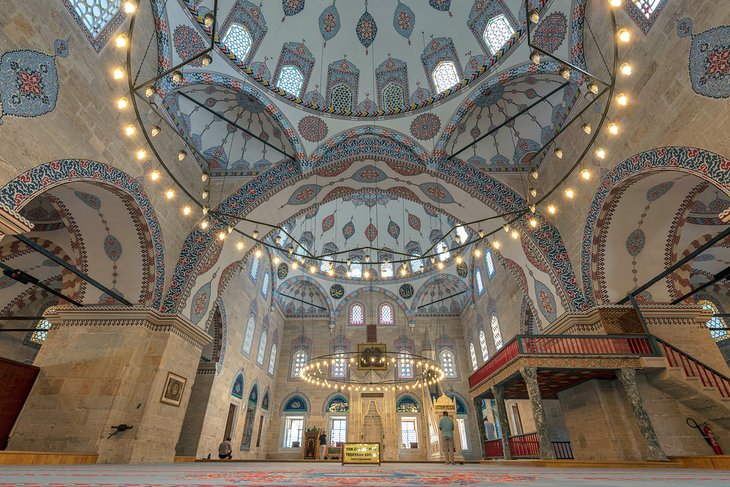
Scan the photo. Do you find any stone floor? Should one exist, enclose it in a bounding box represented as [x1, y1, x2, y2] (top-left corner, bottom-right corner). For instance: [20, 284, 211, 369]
[1, 462, 730, 486]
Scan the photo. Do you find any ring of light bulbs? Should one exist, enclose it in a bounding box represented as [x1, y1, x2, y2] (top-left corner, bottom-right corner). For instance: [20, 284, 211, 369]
[119, 0, 631, 277]
[299, 351, 445, 392]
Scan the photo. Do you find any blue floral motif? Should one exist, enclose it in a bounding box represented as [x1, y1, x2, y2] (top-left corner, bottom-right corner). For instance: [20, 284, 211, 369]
[103, 234, 123, 261]
[533, 275, 557, 322]
[173, 25, 206, 66]
[532, 12, 567, 54]
[282, 0, 305, 18]
[74, 190, 102, 210]
[0, 50, 58, 121]
[689, 25, 730, 99]
[625, 229, 646, 257]
[393, 1, 415, 43]
[190, 280, 211, 325]
[53, 39, 69, 58]
[356, 9, 377, 52]
[319, 2, 340, 44]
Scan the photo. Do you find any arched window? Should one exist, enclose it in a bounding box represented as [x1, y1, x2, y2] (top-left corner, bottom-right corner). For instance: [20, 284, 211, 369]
[455, 226, 469, 244]
[432, 61, 459, 94]
[320, 255, 333, 273]
[410, 257, 424, 274]
[350, 259, 363, 278]
[29, 318, 51, 345]
[261, 272, 270, 298]
[634, 0, 663, 18]
[243, 316, 256, 354]
[223, 23, 253, 61]
[379, 303, 394, 325]
[349, 303, 365, 325]
[475, 268, 484, 296]
[382, 83, 405, 111]
[436, 241, 451, 261]
[277, 65, 304, 97]
[331, 349, 347, 378]
[330, 84, 353, 111]
[479, 330, 489, 361]
[485, 249, 495, 279]
[250, 255, 260, 281]
[698, 299, 728, 341]
[68, 0, 120, 39]
[268, 343, 277, 375]
[439, 349, 457, 378]
[491, 315, 503, 350]
[257, 329, 268, 365]
[469, 342, 478, 371]
[483, 14, 515, 55]
[398, 351, 414, 379]
[291, 349, 308, 378]
[380, 261, 394, 278]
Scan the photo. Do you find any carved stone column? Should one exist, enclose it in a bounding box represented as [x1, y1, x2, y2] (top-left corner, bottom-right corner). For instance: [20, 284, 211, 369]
[8, 306, 210, 464]
[473, 397, 488, 459]
[490, 385, 512, 459]
[520, 367, 556, 460]
[616, 368, 668, 461]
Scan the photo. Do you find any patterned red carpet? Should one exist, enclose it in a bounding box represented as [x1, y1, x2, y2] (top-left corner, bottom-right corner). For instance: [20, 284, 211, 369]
[1, 462, 730, 486]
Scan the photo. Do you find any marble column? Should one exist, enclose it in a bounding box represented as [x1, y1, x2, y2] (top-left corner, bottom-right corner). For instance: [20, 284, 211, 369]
[473, 397, 488, 459]
[490, 385, 512, 459]
[520, 367, 556, 460]
[616, 368, 668, 461]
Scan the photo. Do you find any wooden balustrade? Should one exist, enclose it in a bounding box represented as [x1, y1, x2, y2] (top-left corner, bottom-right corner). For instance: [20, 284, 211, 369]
[483, 436, 574, 460]
[509, 432, 540, 458]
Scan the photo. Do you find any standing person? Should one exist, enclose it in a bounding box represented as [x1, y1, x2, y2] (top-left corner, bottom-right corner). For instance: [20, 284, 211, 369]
[218, 437, 232, 460]
[439, 411, 455, 465]
[319, 430, 328, 460]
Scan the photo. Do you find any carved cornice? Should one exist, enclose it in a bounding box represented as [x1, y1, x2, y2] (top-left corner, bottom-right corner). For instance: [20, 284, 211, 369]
[0, 202, 33, 236]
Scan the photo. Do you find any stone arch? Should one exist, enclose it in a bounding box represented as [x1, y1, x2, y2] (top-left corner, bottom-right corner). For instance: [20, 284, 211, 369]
[410, 274, 473, 316]
[275, 275, 334, 325]
[334, 286, 411, 324]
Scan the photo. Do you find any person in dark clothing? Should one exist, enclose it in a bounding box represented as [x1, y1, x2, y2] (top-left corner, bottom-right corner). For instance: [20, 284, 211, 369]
[319, 431, 327, 460]
[218, 437, 232, 460]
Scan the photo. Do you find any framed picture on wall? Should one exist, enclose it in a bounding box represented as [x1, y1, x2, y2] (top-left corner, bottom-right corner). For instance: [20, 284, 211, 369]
[357, 343, 387, 370]
[160, 372, 187, 407]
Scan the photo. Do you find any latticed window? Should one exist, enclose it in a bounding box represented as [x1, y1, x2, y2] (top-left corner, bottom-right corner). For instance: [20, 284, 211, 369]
[223, 23, 253, 61]
[436, 241, 451, 261]
[320, 255, 333, 273]
[633, 0, 663, 18]
[291, 349, 308, 378]
[410, 257, 424, 274]
[475, 268, 484, 295]
[398, 351, 414, 379]
[698, 299, 728, 341]
[350, 259, 362, 278]
[69, 0, 120, 38]
[243, 316, 256, 354]
[401, 418, 418, 448]
[380, 261, 394, 278]
[30, 319, 51, 344]
[479, 330, 489, 361]
[383, 83, 404, 111]
[250, 255, 260, 281]
[469, 342, 478, 371]
[257, 329, 268, 365]
[268, 343, 277, 374]
[379, 303, 394, 325]
[491, 316, 503, 350]
[439, 349, 457, 378]
[332, 350, 347, 378]
[277, 65, 305, 97]
[484, 14, 514, 55]
[432, 61, 459, 94]
[330, 84, 353, 111]
[330, 417, 348, 445]
[261, 272, 270, 298]
[485, 250, 495, 279]
[349, 303, 365, 325]
[455, 226, 469, 244]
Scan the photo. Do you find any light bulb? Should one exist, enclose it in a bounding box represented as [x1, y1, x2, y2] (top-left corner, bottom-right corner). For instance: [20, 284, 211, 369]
[437, 261, 445, 270]
[149, 169, 160, 181]
[201, 190, 209, 200]
[178, 150, 187, 161]
[113, 67, 125, 80]
[565, 188, 575, 199]
[252, 230, 259, 239]
[618, 28, 631, 43]
[123, 1, 137, 14]
[594, 147, 607, 161]
[529, 204, 536, 213]
[116, 97, 129, 109]
[309, 265, 317, 274]
[503, 224, 510, 233]
[115, 34, 128, 48]
[588, 82, 599, 95]
[124, 124, 136, 136]
[237, 240, 245, 251]
[165, 188, 175, 199]
[616, 93, 628, 106]
[478, 229, 484, 238]
[548, 204, 556, 215]
[511, 230, 520, 239]
[218, 231, 226, 241]
[400, 266, 408, 277]
[530, 169, 539, 180]
[529, 9, 540, 23]
[554, 147, 563, 158]
[581, 168, 592, 180]
[150, 125, 161, 137]
[474, 248, 482, 257]
[273, 256, 280, 264]
[328, 268, 335, 276]
[582, 122, 592, 134]
[136, 148, 147, 160]
[292, 261, 299, 270]
[608, 122, 619, 135]
[203, 13, 215, 27]
[201, 173, 209, 182]
[200, 220, 209, 230]
[610, 0, 622, 6]
[202, 206, 209, 215]
[346, 270, 352, 278]
[226, 226, 233, 234]
[145, 86, 154, 98]
[620, 63, 632, 76]
[530, 51, 541, 64]
[363, 269, 371, 279]
[201, 54, 212, 66]
[172, 71, 183, 83]
[529, 218, 537, 228]
[493, 241, 501, 250]
[560, 67, 570, 80]
[182, 206, 191, 216]
[529, 187, 537, 197]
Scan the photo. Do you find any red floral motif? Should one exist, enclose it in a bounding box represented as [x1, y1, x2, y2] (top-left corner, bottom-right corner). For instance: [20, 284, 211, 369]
[398, 11, 412, 31]
[18, 70, 42, 96]
[427, 187, 447, 199]
[358, 168, 379, 180]
[539, 290, 553, 313]
[706, 48, 730, 77]
[323, 13, 337, 33]
[295, 188, 314, 201]
[194, 291, 208, 315]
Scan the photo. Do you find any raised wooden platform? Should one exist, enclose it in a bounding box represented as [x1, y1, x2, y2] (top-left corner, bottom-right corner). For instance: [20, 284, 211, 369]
[0, 451, 97, 465]
[669, 456, 730, 470]
[482, 457, 730, 469]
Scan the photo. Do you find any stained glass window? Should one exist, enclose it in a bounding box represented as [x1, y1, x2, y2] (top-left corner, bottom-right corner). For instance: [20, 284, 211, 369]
[257, 329, 268, 365]
[436, 241, 451, 261]
[698, 299, 728, 341]
[243, 316, 255, 354]
[484, 14, 514, 55]
[633, 0, 663, 18]
[330, 84, 353, 111]
[30, 319, 51, 344]
[332, 350, 347, 378]
[69, 0, 120, 39]
[383, 83, 405, 111]
[479, 330, 489, 361]
[223, 23, 253, 61]
[261, 272, 270, 298]
[277, 65, 304, 97]
[380, 261, 394, 278]
[455, 226, 469, 244]
[350, 259, 362, 278]
[485, 250, 495, 279]
[379, 303, 394, 325]
[491, 315, 503, 350]
[432, 61, 459, 94]
[475, 268, 484, 295]
[398, 351, 414, 379]
[440, 349, 457, 378]
[469, 342, 478, 371]
[268, 343, 277, 374]
[349, 303, 365, 325]
[250, 255, 260, 281]
[291, 349, 308, 378]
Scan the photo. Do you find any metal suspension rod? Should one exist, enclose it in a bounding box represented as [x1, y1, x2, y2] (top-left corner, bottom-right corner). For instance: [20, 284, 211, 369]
[417, 290, 467, 309]
[0, 262, 83, 307]
[275, 292, 326, 310]
[671, 266, 730, 305]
